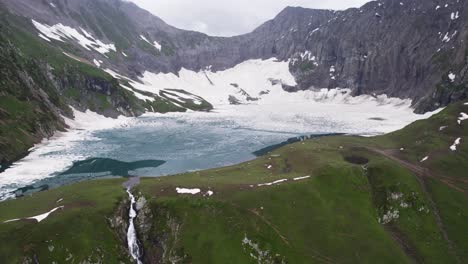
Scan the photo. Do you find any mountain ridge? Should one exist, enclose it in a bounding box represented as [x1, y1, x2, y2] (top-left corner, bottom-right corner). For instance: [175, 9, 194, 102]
[0, 0, 467, 163]
[3, 0, 466, 112]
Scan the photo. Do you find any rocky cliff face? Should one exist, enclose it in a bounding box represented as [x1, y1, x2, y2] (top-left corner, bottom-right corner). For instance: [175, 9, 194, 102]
[0, 24, 67, 165]
[191, 0, 468, 113]
[287, 0, 468, 113]
[3, 0, 467, 113]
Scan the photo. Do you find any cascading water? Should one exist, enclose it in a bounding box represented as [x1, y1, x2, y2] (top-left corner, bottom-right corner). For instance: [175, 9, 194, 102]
[126, 189, 143, 264]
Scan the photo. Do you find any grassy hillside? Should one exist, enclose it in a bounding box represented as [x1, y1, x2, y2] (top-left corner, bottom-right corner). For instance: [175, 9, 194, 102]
[0, 102, 466, 263]
[0, 14, 69, 165]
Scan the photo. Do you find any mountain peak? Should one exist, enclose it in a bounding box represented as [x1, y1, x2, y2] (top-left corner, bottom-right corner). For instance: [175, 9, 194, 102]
[1, 0, 466, 113]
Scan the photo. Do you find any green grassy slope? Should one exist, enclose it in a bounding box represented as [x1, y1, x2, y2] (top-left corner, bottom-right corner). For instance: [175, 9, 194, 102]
[0, 179, 130, 263]
[0, 102, 466, 263]
[0, 6, 140, 164]
[0, 15, 69, 165]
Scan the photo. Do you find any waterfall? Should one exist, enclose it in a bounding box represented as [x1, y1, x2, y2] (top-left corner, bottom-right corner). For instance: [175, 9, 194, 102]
[126, 189, 143, 264]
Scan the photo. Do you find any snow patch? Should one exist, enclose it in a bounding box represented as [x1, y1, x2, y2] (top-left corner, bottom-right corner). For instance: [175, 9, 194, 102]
[450, 138, 462, 151]
[162, 90, 204, 105]
[103, 68, 130, 81]
[329, 66, 337, 80]
[293, 176, 311, 181]
[32, 20, 116, 55]
[420, 156, 429, 162]
[4, 206, 64, 223]
[140, 35, 162, 51]
[93, 59, 103, 68]
[176, 187, 201, 195]
[129, 57, 436, 120]
[101, 69, 155, 101]
[153, 40, 162, 51]
[130, 58, 296, 105]
[257, 179, 287, 187]
[62, 52, 81, 62]
[122, 85, 154, 101]
[448, 72, 456, 82]
[458, 112, 468, 125]
[442, 31, 457, 43]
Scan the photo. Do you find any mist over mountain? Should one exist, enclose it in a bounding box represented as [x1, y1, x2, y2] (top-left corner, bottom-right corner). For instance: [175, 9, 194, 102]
[126, 0, 370, 36]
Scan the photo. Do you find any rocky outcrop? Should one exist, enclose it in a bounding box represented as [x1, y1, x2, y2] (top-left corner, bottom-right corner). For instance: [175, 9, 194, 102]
[54, 66, 145, 118]
[109, 192, 192, 264]
[108, 195, 130, 246]
[141, 202, 191, 264]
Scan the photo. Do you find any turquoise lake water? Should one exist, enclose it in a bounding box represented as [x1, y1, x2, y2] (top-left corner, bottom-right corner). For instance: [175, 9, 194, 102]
[10, 115, 312, 197]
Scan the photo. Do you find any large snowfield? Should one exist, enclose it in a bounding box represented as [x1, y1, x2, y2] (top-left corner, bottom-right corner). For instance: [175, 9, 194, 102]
[0, 58, 441, 200]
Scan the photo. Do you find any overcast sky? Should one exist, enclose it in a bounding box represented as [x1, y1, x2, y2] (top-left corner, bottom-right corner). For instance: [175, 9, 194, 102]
[128, 0, 370, 36]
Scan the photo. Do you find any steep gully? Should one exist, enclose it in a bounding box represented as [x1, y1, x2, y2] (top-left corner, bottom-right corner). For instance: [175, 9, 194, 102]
[124, 177, 144, 264]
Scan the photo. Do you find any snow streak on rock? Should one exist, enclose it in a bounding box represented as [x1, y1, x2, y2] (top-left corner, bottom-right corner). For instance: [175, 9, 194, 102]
[32, 20, 116, 55]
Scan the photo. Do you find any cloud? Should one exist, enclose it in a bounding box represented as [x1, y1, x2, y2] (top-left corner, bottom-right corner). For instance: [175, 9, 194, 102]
[128, 0, 370, 36]
[191, 21, 209, 34]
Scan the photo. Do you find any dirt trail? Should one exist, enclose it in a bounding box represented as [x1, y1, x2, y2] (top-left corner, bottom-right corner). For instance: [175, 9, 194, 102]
[248, 208, 337, 264]
[368, 148, 461, 263]
[248, 208, 290, 246]
[369, 148, 466, 194]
